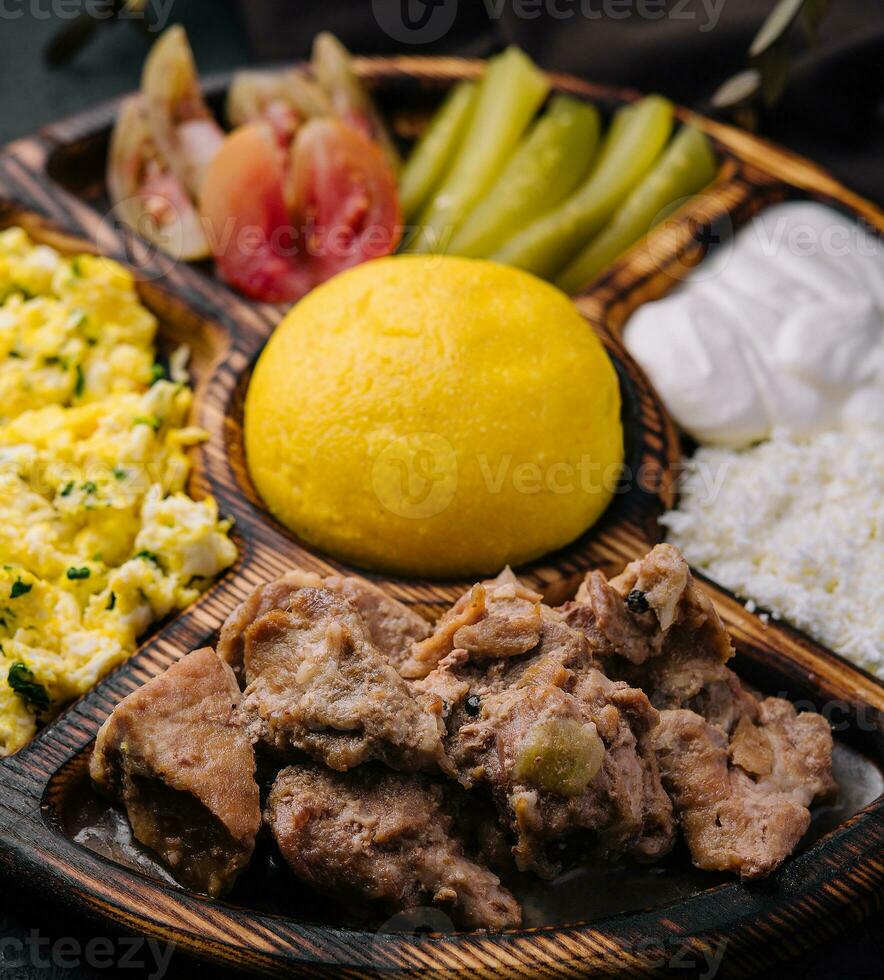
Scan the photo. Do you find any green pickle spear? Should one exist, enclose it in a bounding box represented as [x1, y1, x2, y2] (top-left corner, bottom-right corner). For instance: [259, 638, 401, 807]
[556, 124, 718, 294]
[447, 96, 601, 258]
[411, 47, 550, 253]
[399, 82, 477, 222]
[491, 95, 675, 279]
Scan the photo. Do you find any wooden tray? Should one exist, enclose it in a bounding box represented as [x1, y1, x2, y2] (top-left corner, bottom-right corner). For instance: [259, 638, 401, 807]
[0, 56, 882, 978]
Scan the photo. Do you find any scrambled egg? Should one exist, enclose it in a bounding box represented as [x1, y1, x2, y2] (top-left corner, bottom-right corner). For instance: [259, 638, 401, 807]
[0, 228, 237, 755]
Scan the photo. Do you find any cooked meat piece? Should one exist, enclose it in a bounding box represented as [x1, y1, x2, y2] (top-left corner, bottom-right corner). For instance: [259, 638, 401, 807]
[609, 543, 691, 632]
[563, 545, 746, 731]
[217, 569, 324, 680]
[89, 647, 260, 897]
[572, 668, 676, 863]
[239, 588, 450, 774]
[266, 764, 522, 931]
[417, 595, 675, 877]
[449, 670, 674, 876]
[400, 570, 543, 679]
[565, 569, 664, 664]
[218, 568, 430, 678]
[414, 605, 590, 739]
[323, 574, 431, 672]
[565, 544, 732, 667]
[653, 701, 835, 878]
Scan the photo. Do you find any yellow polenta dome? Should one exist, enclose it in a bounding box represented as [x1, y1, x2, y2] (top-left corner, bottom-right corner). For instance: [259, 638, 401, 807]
[245, 255, 623, 578]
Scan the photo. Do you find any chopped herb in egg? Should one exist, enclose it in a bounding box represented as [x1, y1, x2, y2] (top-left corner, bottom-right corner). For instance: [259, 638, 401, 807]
[134, 414, 162, 431]
[8, 663, 50, 713]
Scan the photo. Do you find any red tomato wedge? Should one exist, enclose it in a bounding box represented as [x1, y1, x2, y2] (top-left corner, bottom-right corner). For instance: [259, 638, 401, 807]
[289, 118, 402, 285]
[200, 120, 401, 303]
[200, 124, 312, 303]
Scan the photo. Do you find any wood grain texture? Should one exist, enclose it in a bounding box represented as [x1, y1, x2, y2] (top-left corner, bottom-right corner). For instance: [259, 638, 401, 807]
[0, 57, 881, 978]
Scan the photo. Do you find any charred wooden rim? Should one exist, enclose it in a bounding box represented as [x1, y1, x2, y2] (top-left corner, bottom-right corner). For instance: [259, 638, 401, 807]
[0, 56, 882, 978]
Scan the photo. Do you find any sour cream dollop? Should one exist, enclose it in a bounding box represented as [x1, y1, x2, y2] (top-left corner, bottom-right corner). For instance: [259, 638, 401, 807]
[623, 202, 884, 447]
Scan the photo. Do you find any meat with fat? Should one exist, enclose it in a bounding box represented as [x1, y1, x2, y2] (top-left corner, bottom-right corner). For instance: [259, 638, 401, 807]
[400, 569, 543, 680]
[653, 699, 836, 878]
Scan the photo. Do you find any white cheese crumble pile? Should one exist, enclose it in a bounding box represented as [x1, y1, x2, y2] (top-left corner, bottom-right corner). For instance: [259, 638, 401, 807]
[661, 427, 884, 678]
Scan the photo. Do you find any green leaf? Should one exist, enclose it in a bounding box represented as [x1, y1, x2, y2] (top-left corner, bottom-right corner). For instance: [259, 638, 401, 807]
[711, 69, 762, 109]
[10, 579, 32, 599]
[749, 0, 804, 58]
[8, 662, 50, 713]
[758, 42, 792, 106]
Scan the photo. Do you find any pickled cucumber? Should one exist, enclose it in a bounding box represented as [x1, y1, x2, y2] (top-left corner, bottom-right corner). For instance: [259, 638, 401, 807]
[491, 95, 675, 279]
[399, 82, 477, 222]
[412, 48, 550, 253]
[556, 125, 718, 294]
[447, 96, 601, 258]
[512, 717, 605, 797]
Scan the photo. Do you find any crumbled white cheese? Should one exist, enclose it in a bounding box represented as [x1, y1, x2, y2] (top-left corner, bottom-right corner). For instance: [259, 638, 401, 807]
[661, 427, 884, 678]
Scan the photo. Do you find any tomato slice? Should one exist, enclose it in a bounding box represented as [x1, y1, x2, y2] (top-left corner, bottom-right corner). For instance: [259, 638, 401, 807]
[201, 119, 401, 303]
[200, 124, 312, 303]
[288, 118, 402, 285]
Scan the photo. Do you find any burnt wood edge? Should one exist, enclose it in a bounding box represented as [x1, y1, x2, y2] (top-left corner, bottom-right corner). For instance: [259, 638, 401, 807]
[0, 56, 880, 975]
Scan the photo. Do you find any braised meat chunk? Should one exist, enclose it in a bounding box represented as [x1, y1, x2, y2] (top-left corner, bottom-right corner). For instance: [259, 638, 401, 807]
[239, 587, 450, 773]
[400, 569, 544, 679]
[218, 568, 430, 678]
[563, 545, 835, 877]
[653, 700, 835, 878]
[417, 582, 675, 877]
[564, 544, 749, 732]
[89, 647, 260, 897]
[323, 574, 432, 673]
[267, 764, 522, 931]
[446, 667, 675, 876]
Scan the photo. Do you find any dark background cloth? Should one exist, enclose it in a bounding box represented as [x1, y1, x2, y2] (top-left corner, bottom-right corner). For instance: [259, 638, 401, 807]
[0, 0, 882, 202]
[1, 1, 883, 977]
